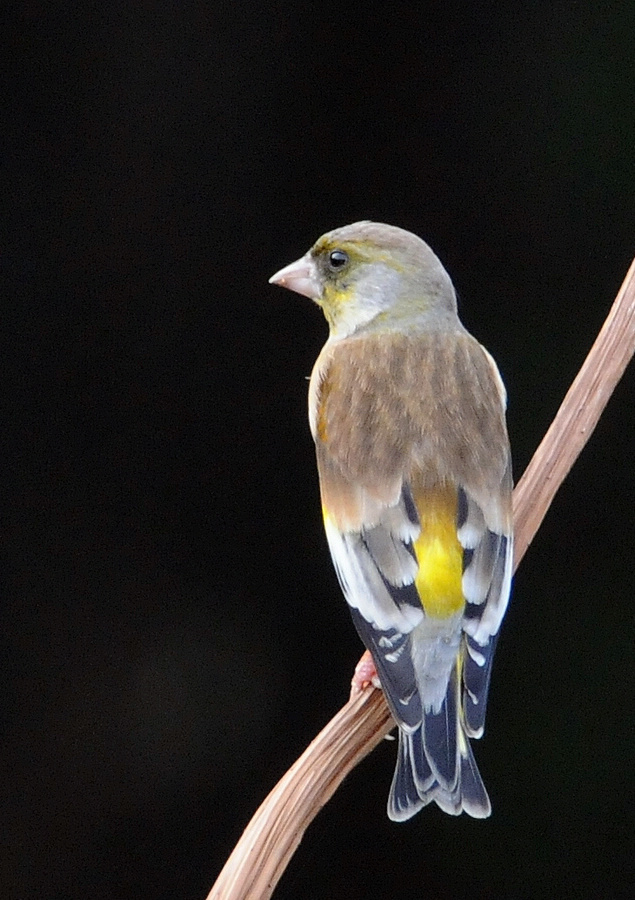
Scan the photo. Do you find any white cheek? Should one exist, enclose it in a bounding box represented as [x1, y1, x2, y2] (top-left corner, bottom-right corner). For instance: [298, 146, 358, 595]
[358, 266, 401, 309]
[330, 266, 401, 337]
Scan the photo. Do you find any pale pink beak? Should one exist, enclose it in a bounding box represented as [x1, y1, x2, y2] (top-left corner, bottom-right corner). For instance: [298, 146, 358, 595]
[268, 253, 321, 300]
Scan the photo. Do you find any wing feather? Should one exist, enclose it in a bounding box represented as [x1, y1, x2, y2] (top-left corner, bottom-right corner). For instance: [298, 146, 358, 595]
[311, 328, 513, 818]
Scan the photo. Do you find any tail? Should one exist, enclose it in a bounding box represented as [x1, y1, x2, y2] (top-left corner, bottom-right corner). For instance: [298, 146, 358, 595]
[387, 665, 491, 821]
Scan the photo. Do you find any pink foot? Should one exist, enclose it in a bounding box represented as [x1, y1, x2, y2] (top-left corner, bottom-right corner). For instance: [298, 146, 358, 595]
[350, 650, 382, 697]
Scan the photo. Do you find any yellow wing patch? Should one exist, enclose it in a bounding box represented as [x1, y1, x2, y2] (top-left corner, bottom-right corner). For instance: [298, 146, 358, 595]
[413, 486, 464, 618]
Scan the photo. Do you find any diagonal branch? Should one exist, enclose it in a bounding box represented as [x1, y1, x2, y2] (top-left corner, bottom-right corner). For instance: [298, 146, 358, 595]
[512, 255, 635, 566]
[207, 256, 635, 900]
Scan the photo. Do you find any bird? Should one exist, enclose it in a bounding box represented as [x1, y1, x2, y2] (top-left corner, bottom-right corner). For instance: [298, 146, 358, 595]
[269, 221, 513, 820]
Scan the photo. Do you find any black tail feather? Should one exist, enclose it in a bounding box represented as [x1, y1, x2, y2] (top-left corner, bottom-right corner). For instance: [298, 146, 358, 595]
[387, 664, 491, 821]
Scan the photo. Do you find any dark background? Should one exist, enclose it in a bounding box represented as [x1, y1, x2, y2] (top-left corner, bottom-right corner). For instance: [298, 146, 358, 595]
[2, 3, 634, 898]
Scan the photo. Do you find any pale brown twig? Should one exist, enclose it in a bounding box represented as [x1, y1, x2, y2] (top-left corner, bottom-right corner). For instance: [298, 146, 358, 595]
[207, 256, 635, 900]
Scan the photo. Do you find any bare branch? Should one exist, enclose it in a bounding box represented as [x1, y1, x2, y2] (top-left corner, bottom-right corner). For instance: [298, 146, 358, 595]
[513, 255, 635, 567]
[207, 256, 635, 900]
[207, 690, 393, 900]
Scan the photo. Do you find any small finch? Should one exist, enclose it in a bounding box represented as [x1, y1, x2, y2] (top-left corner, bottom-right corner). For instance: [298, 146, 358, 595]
[270, 222, 513, 820]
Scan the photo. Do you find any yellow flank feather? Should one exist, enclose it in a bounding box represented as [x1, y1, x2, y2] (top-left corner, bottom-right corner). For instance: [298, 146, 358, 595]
[413, 486, 464, 618]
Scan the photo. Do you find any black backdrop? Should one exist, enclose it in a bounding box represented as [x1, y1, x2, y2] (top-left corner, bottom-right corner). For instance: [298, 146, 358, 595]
[3, 3, 634, 898]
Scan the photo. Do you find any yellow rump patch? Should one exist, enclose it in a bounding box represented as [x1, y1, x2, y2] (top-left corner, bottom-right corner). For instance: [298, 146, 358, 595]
[413, 486, 464, 618]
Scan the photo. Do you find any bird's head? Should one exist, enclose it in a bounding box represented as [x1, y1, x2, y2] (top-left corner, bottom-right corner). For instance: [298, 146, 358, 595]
[269, 221, 458, 337]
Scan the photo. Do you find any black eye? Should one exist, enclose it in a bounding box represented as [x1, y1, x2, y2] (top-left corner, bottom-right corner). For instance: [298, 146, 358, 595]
[328, 249, 349, 270]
